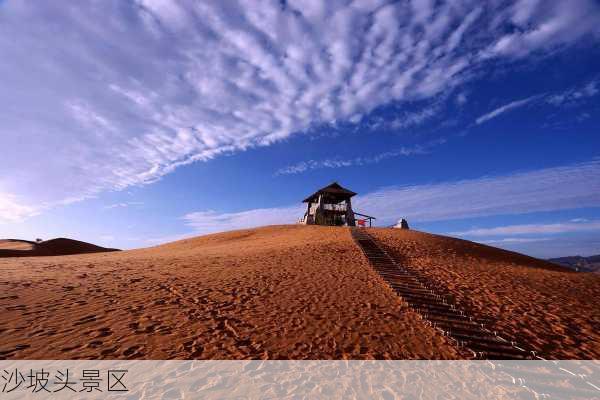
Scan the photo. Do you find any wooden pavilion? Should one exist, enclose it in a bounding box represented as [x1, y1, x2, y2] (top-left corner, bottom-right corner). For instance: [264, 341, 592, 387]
[299, 182, 375, 227]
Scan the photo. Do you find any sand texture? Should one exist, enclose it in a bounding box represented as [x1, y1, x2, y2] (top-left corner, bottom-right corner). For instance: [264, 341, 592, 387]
[1, 225, 597, 359]
[370, 228, 600, 359]
[0, 226, 461, 360]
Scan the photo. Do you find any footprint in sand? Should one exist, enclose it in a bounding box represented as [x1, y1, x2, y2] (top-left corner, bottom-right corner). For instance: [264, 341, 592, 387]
[179, 338, 204, 358]
[6, 304, 26, 311]
[0, 344, 31, 358]
[87, 340, 103, 348]
[189, 346, 204, 358]
[91, 327, 113, 338]
[127, 305, 145, 315]
[156, 325, 173, 335]
[143, 324, 160, 333]
[100, 347, 119, 356]
[73, 314, 97, 326]
[123, 345, 144, 357]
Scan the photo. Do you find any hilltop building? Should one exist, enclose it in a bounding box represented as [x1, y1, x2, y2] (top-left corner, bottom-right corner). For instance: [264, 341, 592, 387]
[299, 182, 375, 227]
[394, 218, 410, 229]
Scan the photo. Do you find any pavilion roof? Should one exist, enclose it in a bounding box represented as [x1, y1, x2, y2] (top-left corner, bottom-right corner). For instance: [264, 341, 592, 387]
[302, 182, 357, 203]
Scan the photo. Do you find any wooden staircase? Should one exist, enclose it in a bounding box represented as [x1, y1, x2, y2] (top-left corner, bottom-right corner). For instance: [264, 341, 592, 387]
[351, 228, 530, 360]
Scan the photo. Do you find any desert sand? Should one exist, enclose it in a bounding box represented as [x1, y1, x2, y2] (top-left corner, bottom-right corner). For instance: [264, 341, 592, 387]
[0, 226, 460, 360]
[0, 225, 598, 360]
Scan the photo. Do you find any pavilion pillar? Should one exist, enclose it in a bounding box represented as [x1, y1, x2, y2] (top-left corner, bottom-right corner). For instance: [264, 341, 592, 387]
[346, 198, 356, 226]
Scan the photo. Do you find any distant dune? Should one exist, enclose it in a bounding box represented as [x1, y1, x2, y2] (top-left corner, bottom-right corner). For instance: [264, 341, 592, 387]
[549, 254, 600, 273]
[0, 238, 119, 258]
[0, 239, 36, 251]
[0, 225, 598, 360]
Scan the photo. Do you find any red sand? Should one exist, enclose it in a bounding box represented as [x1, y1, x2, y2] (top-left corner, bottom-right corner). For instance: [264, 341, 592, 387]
[0, 225, 597, 359]
[0, 226, 459, 359]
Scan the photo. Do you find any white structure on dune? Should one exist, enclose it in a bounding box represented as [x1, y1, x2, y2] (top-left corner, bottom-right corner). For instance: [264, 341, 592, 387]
[394, 218, 410, 229]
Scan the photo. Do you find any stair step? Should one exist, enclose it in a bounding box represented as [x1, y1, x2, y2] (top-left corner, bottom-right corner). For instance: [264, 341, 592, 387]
[426, 315, 482, 327]
[397, 294, 451, 308]
[475, 350, 530, 360]
[386, 278, 425, 286]
[391, 285, 437, 294]
[394, 291, 443, 301]
[430, 322, 489, 336]
[466, 341, 529, 357]
[396, 285, 441, 293]
[451, 332, 514, 348]
[419, 309, 473, 321]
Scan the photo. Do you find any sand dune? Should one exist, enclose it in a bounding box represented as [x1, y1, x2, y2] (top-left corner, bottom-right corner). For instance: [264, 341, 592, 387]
[0, 225, 598, 360]
[0, 238, 119, 258]
[0, 239, 35, 251]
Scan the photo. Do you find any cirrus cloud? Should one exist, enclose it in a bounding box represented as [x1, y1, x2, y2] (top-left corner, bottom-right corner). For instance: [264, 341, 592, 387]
[1, 0, 600, 221]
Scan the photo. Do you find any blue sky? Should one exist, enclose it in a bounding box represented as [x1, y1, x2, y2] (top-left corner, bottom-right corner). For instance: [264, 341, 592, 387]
[1, 0, 599, 258]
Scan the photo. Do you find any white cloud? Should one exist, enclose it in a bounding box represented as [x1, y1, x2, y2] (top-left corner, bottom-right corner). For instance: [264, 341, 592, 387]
[355, 160, 600, 225]
[1, 1, 599, 216]
[388, 107, 440, 130]
[351, 103, 442, 134]
[570, 218, 589, 223]
[103, 202, 144, 209]
[0, 192, 40, 223]
[67, 100, 116, 132]
[179, 159, 600, 236]
[450, 220, 600, 237]
[546, 79, 599, 106]
[475, 96, 537, 125]
[480, 237, 551, 244]
[275, 141, 442, 175]
[482, 0, 600, 58]
[475, 78, 599, 125]
[109, 84, 154, 107]
[183, 207, 304, 235]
